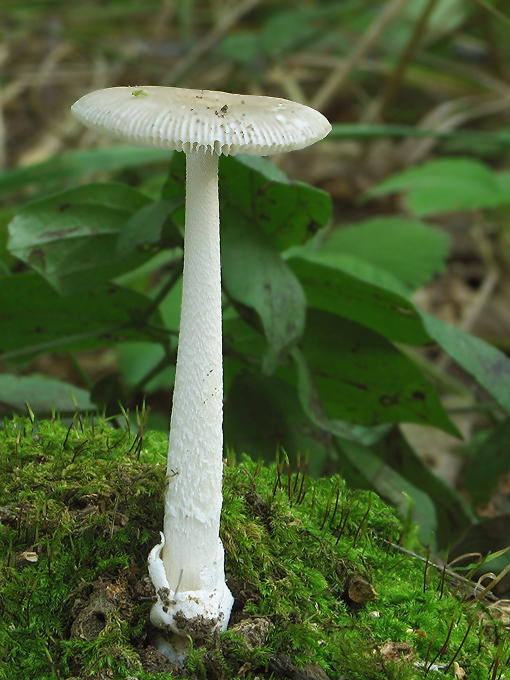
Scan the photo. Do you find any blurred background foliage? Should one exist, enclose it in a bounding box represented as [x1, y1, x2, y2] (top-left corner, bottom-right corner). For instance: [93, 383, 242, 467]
[2, 0, 510, 554]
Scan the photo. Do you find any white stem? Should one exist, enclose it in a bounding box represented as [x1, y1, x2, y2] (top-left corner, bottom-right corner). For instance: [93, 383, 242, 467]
[148, 150, 233, 653]
[163, 150, 223, 590]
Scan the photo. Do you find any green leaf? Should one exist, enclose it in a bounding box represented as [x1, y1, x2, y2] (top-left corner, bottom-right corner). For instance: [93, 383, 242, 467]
[228, 153, 289, 183]
[220, 155, 332, 251]
[161, 150, 186, 201]
[0, 147, 171, 197]
[223, 317, 267, 361]
[291, 347, 393, 444]
[117, 342, 175, 392]
[116, 198, 183, 258]
[0, 272, 166, 360]
[421, 312, 510, 414]
[260, 3, 357, 57]
[261, 7, 325, 57]
[0, 208, 17, 271]
[328, 123, 510, 148]
[367, 158, 509, 216]
[0, 374, 93, 416]
[320, 217, 450, 290]
[223, 317, 391, 450]
[222, 208, 306, 374]
[495, 172, 510, 199]
[224, 368, 329, 475]
[220, 32, 260, 65]
[8, 183, 152, 294]
[292, 258, 510, 416]
[464, 418, 510, 505]
[291, 309, 458, 435]
[292, 249, 410, 296]
[288, 255, 430, 346]
[162, 152, 331, 251]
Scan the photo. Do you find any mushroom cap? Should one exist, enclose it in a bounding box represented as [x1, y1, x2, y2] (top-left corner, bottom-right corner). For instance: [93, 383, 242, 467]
[71, 86, 331, 156]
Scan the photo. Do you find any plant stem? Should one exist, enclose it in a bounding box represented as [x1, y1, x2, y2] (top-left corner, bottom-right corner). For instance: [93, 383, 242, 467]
[377, 0, 440, 121]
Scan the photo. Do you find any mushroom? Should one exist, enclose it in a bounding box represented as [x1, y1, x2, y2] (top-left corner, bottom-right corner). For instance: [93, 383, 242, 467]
[71, 86, 331, 663]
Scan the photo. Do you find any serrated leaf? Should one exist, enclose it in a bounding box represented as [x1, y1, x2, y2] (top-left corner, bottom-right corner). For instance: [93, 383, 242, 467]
[0, 272, 166, 360]
[8, 183, 152, 294]
[367, 158, 509, 216]
[0, 374, 93, 416]
[321, 217, 450, 290]
[221, 208, 306, 374]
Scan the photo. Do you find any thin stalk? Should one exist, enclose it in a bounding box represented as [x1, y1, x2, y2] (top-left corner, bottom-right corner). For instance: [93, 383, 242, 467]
[162, 151, 223, 592]
[141, 259, 185, 322]
[328, 124, 510, 147]
[166, 0, 261, 85]
[311, 0, 409, 111]
[131, 347, 176, 395]
[0, 325, 128, 362]
[474, 0, 510, 28]
[377, 0, 440, 120]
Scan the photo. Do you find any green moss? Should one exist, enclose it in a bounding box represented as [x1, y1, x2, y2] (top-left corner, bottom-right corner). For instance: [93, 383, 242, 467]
[0, 415, 507, 680]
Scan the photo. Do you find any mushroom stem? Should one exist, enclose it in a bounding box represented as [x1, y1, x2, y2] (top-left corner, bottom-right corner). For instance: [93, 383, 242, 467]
[147, 150, 233, 658]
[70, 84, 330, 666]
[163, 150, 224, 590]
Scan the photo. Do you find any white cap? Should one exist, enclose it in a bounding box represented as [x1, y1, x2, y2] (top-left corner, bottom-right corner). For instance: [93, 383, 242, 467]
[71, 86, 331, 156]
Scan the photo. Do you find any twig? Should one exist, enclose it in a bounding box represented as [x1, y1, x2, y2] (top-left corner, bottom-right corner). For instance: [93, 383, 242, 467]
[399, 94, 510, 164]
[0, 324, 129, 362]
[311, 0, 409, 111]
[165, 0, 261, 85]
[474, 0, 510, 28]
[270, 65, 309, 105]
[383, 540, 502, 603]
[375, 0, 440, 121]
[0, 44, 9, 171]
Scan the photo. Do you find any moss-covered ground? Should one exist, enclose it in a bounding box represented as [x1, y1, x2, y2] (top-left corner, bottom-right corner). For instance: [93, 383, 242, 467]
[0, 414, 508, 680]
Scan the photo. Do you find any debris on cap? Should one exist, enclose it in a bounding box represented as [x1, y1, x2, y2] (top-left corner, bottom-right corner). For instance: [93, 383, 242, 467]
[71, 86, 331, 156]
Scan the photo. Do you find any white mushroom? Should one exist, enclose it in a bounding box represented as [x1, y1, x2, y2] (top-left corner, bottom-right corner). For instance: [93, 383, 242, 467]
[71, 86, 331, 664]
